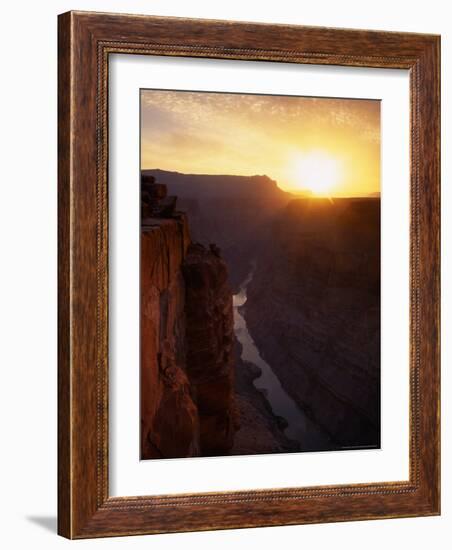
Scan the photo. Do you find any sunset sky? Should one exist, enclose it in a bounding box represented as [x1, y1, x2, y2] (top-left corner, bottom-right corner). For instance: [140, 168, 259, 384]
[141, 89, 380, 197]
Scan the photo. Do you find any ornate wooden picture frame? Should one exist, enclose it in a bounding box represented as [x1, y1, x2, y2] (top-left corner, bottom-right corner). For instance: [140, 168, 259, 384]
[58, 11, 440, 539]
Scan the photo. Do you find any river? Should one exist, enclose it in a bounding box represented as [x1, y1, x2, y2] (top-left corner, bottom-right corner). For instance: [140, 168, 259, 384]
[233, 270, 330, 450]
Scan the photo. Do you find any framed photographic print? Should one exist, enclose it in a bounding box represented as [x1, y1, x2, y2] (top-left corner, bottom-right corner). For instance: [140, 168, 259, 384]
[58, 11, 440, 538]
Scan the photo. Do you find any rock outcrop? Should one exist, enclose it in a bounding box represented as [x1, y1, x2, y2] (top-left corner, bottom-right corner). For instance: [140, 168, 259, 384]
[140, 214, 198, 458]
[183, 243, 236, 455]
[140, 179, 236, 459]
[244, 198, 381, 448]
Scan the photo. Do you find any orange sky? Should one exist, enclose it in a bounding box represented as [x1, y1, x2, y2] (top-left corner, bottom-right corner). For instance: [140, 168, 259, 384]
[141, 89, 380, 196]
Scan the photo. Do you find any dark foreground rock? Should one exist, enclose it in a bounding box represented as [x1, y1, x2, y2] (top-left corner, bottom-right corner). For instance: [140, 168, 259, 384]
[140, 181, 237, 459]
[183, 243, 237, 456]
[140, 215, 199, 458]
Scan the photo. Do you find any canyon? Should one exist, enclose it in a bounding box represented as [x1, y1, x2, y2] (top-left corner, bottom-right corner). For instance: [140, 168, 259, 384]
[244, 197, 381, 448]
[140, 172, 381, 459]
[142, 169, 291, 291]
[140, 175, 289, 458]
[140, 176, 238, 459]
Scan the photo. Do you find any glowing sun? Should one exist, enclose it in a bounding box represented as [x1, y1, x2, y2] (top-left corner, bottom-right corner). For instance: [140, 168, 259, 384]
[293, 150, 343, 196]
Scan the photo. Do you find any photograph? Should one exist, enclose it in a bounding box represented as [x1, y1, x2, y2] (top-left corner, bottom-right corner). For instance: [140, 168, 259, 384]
[140, 89, 381, 459]
[0, 0, 444, 544]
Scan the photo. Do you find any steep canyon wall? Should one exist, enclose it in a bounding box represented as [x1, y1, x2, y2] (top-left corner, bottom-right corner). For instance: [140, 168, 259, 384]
[140, 199, 236, 458]
[244, 198, 381, 448]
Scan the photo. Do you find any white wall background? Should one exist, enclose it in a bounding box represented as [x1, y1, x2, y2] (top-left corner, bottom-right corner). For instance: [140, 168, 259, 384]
[0, 1, 449, 548]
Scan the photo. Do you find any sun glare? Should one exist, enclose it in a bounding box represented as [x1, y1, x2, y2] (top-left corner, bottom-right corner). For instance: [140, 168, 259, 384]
[293, 151, 343, 196]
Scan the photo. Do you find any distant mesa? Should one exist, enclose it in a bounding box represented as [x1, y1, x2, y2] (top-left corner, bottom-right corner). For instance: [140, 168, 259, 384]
[141, 169, 290, 201]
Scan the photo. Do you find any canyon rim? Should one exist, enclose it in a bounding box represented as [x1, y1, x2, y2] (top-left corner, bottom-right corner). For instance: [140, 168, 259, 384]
[140, 89, 381, 460]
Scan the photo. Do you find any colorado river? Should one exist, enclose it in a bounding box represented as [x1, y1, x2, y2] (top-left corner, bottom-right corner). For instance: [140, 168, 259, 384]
[233, 271, 330, 449]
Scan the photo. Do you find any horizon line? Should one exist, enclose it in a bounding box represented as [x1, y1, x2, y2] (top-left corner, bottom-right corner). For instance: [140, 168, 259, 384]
[141, 167, 380, 198]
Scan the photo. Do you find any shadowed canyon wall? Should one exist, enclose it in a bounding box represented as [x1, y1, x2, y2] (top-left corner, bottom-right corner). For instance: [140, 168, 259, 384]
[183, 244, 237, 455]
[140, 181, 237, 459]
[244, 198, 381, 448]
[141, 174, 381, 457]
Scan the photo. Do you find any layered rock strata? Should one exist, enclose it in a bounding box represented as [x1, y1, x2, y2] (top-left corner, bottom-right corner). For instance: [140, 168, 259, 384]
[244, 198, 381, 448]
[140, 180, 237, 459]
[140, 214, 197, 459]
[183, 243, 237, 455]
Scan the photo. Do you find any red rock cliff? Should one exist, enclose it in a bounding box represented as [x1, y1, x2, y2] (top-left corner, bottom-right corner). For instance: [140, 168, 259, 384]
[183, 243, 236, 456]
[140, 180, 236, 459]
